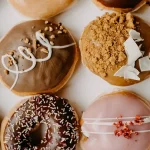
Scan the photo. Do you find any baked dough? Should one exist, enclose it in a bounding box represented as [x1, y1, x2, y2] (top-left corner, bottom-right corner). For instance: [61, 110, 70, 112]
[92, 0, 147, 12]
[8, 0, 75, 19]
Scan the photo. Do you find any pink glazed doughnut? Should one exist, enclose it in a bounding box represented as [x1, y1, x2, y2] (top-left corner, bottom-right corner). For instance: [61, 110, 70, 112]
[81, 91, 150, 150]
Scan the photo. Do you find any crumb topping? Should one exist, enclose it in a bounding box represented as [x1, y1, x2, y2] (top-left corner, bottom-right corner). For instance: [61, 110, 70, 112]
[81, 13, 139, 77]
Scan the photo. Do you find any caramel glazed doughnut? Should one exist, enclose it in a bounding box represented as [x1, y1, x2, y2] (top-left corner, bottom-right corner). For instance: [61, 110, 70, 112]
[1, 94, 79, 150]
[81, 91, 150, 150]
[80, 13, 150, 86]
[92, 0, 148, 12]
[0, 20, 79, 95]
[8, 0, 76, 19]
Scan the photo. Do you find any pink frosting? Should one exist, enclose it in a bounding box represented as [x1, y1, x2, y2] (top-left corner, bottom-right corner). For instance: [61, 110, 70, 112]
[82, 92, 150, 150]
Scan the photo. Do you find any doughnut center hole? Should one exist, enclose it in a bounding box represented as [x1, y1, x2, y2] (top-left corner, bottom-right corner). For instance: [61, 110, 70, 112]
[30, 123, 48, 145]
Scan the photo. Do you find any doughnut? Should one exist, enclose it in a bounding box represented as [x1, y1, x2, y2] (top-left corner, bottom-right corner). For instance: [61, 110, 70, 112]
[81, 91, 150, 150]
[8, 0, 76, 19]
[92, 0, 147, 12]
[80, 13, 150, 86]
[0, 20, 79, 95]
[1, 94, 79, 150]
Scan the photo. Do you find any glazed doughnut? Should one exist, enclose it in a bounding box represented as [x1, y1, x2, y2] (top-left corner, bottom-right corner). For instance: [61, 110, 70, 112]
[0, 20, 79, 95]
[1, 94, 79, 150]
[80, 13, 150, 86]
[8, 0, 76, 19]
[81, 91, 150, 150]
[92, 0, 147, 12]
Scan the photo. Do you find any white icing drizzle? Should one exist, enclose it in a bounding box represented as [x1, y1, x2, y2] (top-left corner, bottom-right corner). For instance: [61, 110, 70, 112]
[1, 31, 76, 90]
[84, 117, 150, 126]
[83, 116, 150, 121]
[82, 116, 150, 135]
[82, 130, 150, 135]
[1, 55, 19, 91]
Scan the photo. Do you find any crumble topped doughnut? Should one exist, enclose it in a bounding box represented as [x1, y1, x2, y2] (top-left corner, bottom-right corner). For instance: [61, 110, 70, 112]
[0, 20, 79, 95]
[81, 91, 150, 150]
[80, 13, 150, 86]
[1, 94, 79, 150]
[92, 0, 147, 12]
[8, 0, 76, 19]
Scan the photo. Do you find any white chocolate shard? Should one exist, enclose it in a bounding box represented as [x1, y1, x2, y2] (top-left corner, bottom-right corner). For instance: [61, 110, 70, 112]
[114, 65, 140, 81]
[114, 29, 145, 80]
[139, 56, 150, 72]
[114, 66, 126, 77]
[124, 71, 140, 81]
[129, 29, 144, 42]
[139, 44, 142, 49]
[124, 37, 142, 65]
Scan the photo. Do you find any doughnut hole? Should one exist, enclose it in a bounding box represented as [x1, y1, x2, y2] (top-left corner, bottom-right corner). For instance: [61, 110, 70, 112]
[30, 123, 48, 146]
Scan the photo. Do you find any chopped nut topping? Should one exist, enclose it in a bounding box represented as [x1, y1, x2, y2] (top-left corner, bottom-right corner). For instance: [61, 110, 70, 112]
[58, 23, 62, 26]
[50, 41, 54, 46]
[37, 44, 41, 47]
[63, 29, 67, 33]
[49, 27, 53, 32]
[8, 51, 14, 56]
[41, 48, 48, 54]
[44, 27, 49, 31]
[14, 59, 18, 64]
[24, 38, 29, 44]
[4, 69, 9, 75]
[60, 26, 64, 30]
[45, 21, 49, 24]
[8, 60, 13, 66]
[50, 35, 55, 39]
[58, 31, 63, 34]
[28, 48, 32, 53]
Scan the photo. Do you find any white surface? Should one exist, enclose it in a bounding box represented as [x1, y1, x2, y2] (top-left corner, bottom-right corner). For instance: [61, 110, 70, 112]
[0, 0, 150, 149]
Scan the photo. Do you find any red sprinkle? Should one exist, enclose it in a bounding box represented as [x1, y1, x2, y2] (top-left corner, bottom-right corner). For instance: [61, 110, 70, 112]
[113, 115, 143, 139]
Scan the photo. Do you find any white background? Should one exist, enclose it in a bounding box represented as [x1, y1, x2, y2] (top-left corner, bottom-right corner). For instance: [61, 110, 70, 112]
[0, 0, 150, 149]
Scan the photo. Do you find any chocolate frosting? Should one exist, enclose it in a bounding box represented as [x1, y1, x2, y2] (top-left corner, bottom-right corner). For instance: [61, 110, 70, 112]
[0, 20, 77, 93]
[97, 0, 143, 8]
[3, 94, 79, 149]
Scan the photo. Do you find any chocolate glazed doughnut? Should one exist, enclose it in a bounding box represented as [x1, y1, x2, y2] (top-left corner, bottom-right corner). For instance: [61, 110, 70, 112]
[1, 94, 79, 150]
[0, 20, 79, 95]
[92, 0, 147, 12]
